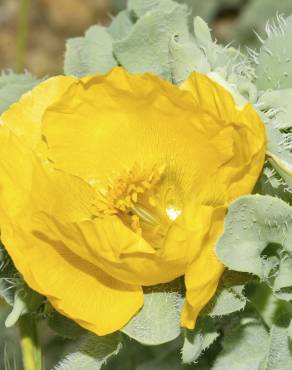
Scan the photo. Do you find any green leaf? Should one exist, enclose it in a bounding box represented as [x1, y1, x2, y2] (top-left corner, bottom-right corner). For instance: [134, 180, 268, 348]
[107, 10, 133, 41]
[258, 89, 292, 129]
[182, 316, 219, 364]
[193, 17, 251, 81]
[0, 71, 40, 114]
[48, 310, 86, 339]
[53, 333, 122, 370]
[256, 165, 291, 205]
[0, 245, 17, 305]
[265, 124, 292, 192]
[137, 340, 206, 370]
[127, 0, 170, 18]
[288, 319, 292, 341]
[246, 282, 292, 328]
[205, 271, 248, 317]
[212, 319, 269, 370]
[169, 34, 210, 84]
[261, 316, 292, 370]
[64, 25, 117, 78]
[122, 280, 184, 345]
[5, 283, 42, 328]
[256, 15, 292, 90]
[193, 17, 213, 46]
[113, 0, 189, 80]
[216, 195, 292, 300]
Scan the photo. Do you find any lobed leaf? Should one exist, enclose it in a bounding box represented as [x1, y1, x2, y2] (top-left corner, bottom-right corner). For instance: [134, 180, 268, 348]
[261, 315, 292, 370]
[107, 11, 134, 41]
[205, 271, 248, 317]
[48, 310, 86, 339]
[113, 0, 189, 80]
[0, 72, 40, 114]
[256, 14, 292, 90]
[53, 333, 122, 370]
[212, 319, 269, 370]
[182, 316, 219, 364]
[122, 280, 184, 345]
[216, 195, 292, 300]
[64, 25, 117, 78]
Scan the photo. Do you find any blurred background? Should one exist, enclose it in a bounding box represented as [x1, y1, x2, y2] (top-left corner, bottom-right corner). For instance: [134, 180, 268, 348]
[1, 0, 292, 369]
[1, 0, 292, 77]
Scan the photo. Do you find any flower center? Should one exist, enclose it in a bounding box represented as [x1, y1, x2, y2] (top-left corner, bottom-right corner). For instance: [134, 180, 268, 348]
[94, 163, 182, 247]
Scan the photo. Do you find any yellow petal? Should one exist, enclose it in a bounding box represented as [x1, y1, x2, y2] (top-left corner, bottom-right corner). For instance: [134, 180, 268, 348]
[42, 68, 236, 197]
[0, 76, 75, 159]
[0, 68, 267, 331]
[1, 217, 143, 335]
[0, 126, 143, 334]
[181, 206, 225, 329]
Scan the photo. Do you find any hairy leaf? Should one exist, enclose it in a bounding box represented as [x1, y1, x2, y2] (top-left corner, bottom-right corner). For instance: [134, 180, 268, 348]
[169, 34, 210, 84]
[5, 283, 42, 328]
[256, 15, 292, 90]
[258, 89, 292, 129]
[205, 271, 248, 317]
[122, 280, 184, 345]
[64, 25, 117, 77]
[216, 195, 292, 300]
[212, 319, 269, 370]
[182, 316, 219, 364]
[48, 310, 86, 339]
[108, 11, 133, 41]
[261, 315, 292, 370]
[53, 333, 122, 370]
[0, 72, 40, 114]
[114, 0, 189, 80]
[127, 0, 171, 18]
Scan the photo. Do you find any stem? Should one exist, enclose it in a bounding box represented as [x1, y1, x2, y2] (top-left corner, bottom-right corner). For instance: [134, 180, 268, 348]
[16, 0, 31, 73]
[18, 315, 42, 370]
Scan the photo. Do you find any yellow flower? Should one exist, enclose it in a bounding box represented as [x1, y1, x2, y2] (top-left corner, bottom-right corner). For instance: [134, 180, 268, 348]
[0, 67, 266, 335]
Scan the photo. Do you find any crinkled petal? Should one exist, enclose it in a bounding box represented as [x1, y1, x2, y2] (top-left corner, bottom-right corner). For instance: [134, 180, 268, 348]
[181, 206, 225, 329]
[42, 68, 236, 199]
[0, 127, 143, 334]
[0, 76, 75, 159]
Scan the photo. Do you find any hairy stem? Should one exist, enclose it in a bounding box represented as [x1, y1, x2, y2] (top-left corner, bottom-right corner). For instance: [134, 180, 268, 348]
[16, 0, 31, 73]
[18, 315, 42, 370]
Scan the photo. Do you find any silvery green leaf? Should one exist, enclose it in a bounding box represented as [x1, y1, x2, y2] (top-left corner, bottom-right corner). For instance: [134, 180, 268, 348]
[127, 0, 170, 18]
[235, 0, 292, 46]
[53, 333, 122, 370]
[0, 71, 40, 114]
[256, 15, 292, 90]
[0, 245, 17, 305]
[265, 125, 292, 191]
[169, 34, 210, 84]
[107, 11, 133, 41]
[136, 339, 210, 370]
[288, 319, 292, 341]
[257, 166, 291, 205]
[193, 17, 213, 46]
[205, 271, 247, 317]
[192, 17, 248, 79]
[182, 316, 219, 364]
[212, 319, 269, 370]
[177, 0, 218, 23]
[114, 1, 189, 80]
[261, 316, 292, 370]
[216, 195, 292, 300]
[64, 25, 117, 78]
[5, 283, 42, 328]
[122, 280, 184, 345]
[48, 310, 86, 339]
[258, 89, 292, 129]
[246, 282, 292, 328]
